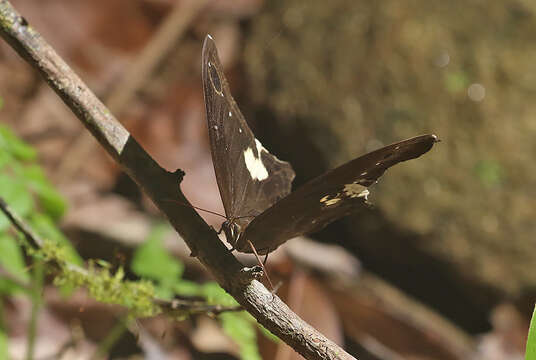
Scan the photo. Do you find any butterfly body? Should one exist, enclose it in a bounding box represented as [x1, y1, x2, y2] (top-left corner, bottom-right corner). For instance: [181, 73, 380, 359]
[202, 35, 437, 255]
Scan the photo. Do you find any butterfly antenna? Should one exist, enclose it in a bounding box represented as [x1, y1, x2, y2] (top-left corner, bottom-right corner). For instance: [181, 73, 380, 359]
[163, 199, 227, 219]
[247, 240, 275, 291]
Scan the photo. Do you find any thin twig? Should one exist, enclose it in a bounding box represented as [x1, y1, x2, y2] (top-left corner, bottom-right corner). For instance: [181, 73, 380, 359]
[0, 196, 242, 316]
[0, 2, 356, 359]
[0, 198, 43, 248]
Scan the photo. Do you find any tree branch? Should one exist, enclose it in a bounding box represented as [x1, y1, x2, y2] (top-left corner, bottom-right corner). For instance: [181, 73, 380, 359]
[0, 1, 356, 359]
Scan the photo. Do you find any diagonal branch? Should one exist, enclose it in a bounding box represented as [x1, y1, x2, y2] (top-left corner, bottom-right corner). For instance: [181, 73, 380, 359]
[0, 1, 356, 359]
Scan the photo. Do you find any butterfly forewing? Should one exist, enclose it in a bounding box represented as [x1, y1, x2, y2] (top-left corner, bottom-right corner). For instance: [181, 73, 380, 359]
[202, 36, 295, 236]
[240, 135, 438, 254]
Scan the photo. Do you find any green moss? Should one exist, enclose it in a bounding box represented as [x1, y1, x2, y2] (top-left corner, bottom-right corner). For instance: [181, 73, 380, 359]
[37, 240, 160, 318]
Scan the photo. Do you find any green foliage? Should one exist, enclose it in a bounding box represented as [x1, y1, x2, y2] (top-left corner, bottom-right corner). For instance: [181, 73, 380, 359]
[526, 305, 536, 360]
[41, 240, 158, 318]
[0, 124, 79, 296]
[221, 312, 262, 360]
[0, 299, 7, 359]
[0, 233, 29, 293]
[131, 225, 270, 358]
[29, 213, 81, 264]
[0, 124, 269, 357]
[0, 326, 6, 360]
[131, 224, 184, 299]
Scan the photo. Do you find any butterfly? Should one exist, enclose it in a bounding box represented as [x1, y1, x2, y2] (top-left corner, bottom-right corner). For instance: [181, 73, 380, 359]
[202, 34, 437, 256]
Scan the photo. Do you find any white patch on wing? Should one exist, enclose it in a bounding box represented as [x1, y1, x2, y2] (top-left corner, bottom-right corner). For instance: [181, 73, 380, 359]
[343, 183, 369, 200]
[255, 138, 267, 155]
[244, 140, 269, 181]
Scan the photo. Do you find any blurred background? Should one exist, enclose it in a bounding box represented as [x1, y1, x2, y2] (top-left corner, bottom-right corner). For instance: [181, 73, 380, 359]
[0, 0, 534, 359]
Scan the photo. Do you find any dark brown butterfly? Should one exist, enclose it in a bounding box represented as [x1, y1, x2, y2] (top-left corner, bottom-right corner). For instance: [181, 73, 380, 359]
[202, 35, 437, 255]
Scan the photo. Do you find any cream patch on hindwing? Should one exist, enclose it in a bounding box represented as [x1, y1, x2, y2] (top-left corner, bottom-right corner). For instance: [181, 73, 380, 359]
[343, 183, 369, 200]
[320, 183, 369, 207]
[320, 194, 342, 206]
[243, 138, 269, 181]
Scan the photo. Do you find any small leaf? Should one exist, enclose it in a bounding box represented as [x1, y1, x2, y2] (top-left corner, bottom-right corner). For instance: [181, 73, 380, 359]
[0, 125, 36, 161]
[221, 312, 261, 360]
[19, 165, 66, 219]
[96, 259, 112, 269]
[0, 174, 34, 232]
[0, 233, 29, 294]
[173, 280, 203, 297]
[201, 282, 238, 306]
[526, 305, 536, 360]
[131, 224, 184, 283]
[0, 329, 6, 360]
[258, 323, 280, 343]
[0, 297, 6, 360]
[29, 214, 82, 265]
[0, 151, 13, 171]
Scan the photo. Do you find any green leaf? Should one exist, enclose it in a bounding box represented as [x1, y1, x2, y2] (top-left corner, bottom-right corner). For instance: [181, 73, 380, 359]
[221, 312, 261, 360]
[95, 259, 112, 269]
[0, 151, 13, 171]
[200, 282, 238, 307]
[0, 233, 29, 294]
[0, 125, 36, 161]
[0, 299, 7, 360]
[526, 305, 536, 360]
[19, 165, 66, 220]
[131, 224, 184, 285]
[0, 174, 34, 232]
[258, 323, 280, 343]
[172, 279, 203, 297]
[29, 214, 82, 265]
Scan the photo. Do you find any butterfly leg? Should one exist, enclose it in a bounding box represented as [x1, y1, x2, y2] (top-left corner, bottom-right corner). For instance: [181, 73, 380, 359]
[247, 240, 275, 292]
[260, 250, 282, 293]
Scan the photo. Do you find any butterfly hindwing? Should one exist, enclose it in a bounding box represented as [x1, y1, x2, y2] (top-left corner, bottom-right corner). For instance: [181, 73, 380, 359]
[240, 135, 438, 254]
[202, 36, 295, 232]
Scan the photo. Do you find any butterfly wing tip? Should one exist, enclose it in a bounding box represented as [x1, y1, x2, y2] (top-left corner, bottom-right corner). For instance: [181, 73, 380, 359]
[204, 34, 215, 44]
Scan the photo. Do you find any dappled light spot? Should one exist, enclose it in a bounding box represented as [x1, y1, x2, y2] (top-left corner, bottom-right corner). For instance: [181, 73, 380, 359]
[468, 83, 485, 101]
